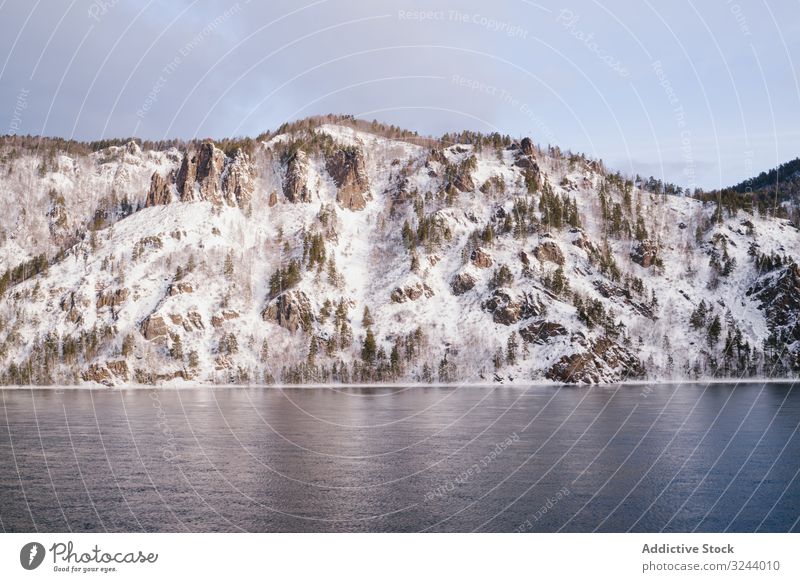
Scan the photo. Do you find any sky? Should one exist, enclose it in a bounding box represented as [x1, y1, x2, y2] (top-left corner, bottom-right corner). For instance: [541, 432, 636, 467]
[1, 0, 799, 190]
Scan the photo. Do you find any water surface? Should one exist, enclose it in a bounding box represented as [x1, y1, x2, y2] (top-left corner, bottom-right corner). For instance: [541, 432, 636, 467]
[1, 383, 798, 532]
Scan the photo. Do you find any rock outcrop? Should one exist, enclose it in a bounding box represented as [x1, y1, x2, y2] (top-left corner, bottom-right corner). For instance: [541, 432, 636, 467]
[262, 290, 313, 332]
[592, 280, 657, 320]
[145, 171, 172, 207]
[171, 142, 254, 207]
[631, 239, 660, 268]
[451, 161, 475, 192]
[482, 289, 544, 325]
[59, 291, 86, 325]
[175, 142, 226, 204]
[211, 309, 240, 329]
[326, 146, 370, 210]
[140, 314, 168, 341]
[430, 148, 447, 162]
[194, 142, 226, 203]
[82, 363, 113, 386]
[221, 149, 254, 207]
[514, 138, 539, 171]
[187, 311, 204, 330]
[533, 241, 565, 265]
[282, 150, 311, 203]
[391, 281, 434, 303]
[471, 247, 494, 268]
[545, 335, 643, 384]
[96, 288, 128, 309]
[167, 282, 194, 296]
[82, 360, 129, 386]
[176, 149, 197, 201]
[519, 320, 567, 344]
[451, 272, 477, 295]
[520, 137, 535, 157]
[571, 229, 599, 254]
[106, 360, 130, 380]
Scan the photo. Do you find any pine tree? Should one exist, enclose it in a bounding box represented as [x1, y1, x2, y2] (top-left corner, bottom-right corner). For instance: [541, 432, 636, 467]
[308, 336, 318, 365]
[170, 333, 183, 360]
[339, 322, 353, 349]
[401, 220, 415, 248]
[548, 265, 568, 296]
[362, 306, 373, 328]
[227, 332, 239, 354]
[506, 332, 518, 365]
[319, 299, 332, 323]
[421, 362, 433, 383]
[218, 335, 229, 354]
[690, 300, 707, 329]
[121, 334, 134, 357]
[326, 337, 337, 357]
[568, 197, 581, 228]
[482, 223, 494, 243]
[327, 256, 338, 285]
[306, 233, 326, 269]
[490, 264, 514, 288]
[335, 298, 348, 326]
[438, 354, 455, 382]
[410, 252, 420, 272]
[390, 343, 401, 376]
[493, 347, 504, 370]
[260, 339, 269, 362]
[361, 328, 377, 364]
[707, 315, 722, 347]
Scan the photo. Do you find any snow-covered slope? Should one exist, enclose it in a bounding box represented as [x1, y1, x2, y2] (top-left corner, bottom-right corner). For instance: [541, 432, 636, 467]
[0, 120, 798, 385]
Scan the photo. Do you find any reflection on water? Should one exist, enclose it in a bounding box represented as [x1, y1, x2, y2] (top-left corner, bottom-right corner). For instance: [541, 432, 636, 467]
[0, 383, 798, 532]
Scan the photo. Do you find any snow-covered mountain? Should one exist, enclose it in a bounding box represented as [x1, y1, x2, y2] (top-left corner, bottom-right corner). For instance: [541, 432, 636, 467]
[1, 116, 798, 385]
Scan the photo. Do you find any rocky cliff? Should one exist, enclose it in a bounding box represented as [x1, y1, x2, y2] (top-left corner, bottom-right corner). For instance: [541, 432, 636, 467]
[0, 118, 798, 386]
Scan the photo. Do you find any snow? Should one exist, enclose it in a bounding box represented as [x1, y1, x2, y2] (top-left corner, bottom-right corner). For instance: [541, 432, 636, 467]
[0, 123, 797, 386]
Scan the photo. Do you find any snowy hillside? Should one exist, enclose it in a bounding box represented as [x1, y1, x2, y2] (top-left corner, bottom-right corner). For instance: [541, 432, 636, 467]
[0, 117, 798, 385]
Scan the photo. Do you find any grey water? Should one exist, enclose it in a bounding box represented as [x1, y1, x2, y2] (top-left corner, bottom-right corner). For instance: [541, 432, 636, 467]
[0, 382, 798, 532]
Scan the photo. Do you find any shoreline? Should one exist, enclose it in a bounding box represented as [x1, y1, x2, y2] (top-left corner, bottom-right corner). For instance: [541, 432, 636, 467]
[0, 377, 796, 390]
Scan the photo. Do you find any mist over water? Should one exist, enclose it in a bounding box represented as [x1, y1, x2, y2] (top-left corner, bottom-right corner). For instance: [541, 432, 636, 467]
[1, 383, 797, 532]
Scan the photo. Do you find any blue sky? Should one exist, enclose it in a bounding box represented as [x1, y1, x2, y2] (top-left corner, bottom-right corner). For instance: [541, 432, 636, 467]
[2, 0, 799, 190]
